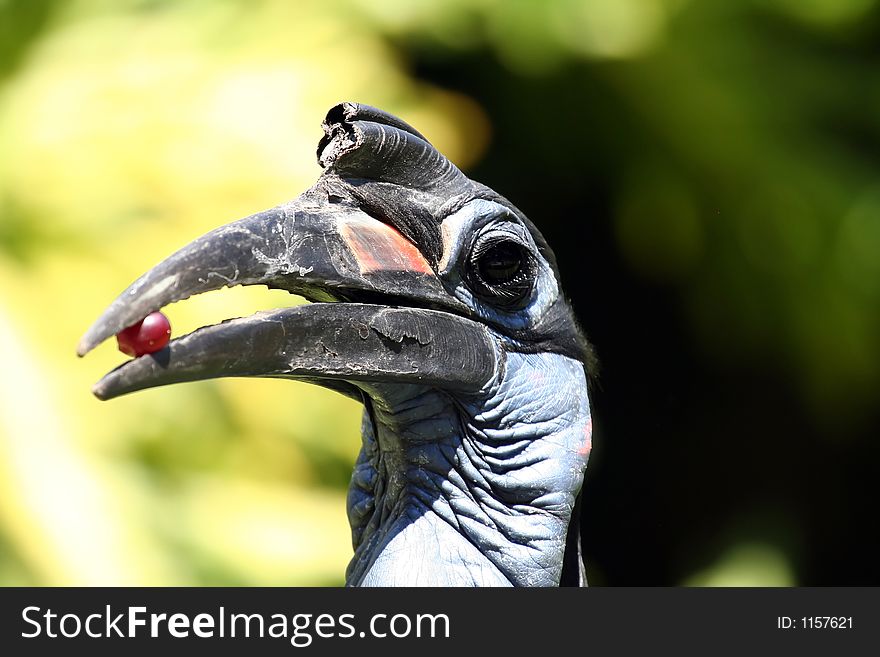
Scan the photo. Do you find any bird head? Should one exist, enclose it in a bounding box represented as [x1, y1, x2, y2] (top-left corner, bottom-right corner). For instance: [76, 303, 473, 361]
[79, 103, 594, 586]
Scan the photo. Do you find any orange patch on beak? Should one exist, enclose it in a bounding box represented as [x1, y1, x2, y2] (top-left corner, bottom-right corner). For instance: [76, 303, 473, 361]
[341, 218, 432, 275]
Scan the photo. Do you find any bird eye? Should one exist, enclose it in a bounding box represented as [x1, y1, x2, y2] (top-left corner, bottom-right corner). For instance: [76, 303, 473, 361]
[478, 241, 524, 284]
[468, 235, 536, 308]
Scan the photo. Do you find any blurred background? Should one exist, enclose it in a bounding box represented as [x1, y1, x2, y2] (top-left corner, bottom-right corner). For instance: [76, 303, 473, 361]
[0, 0, 878, 586]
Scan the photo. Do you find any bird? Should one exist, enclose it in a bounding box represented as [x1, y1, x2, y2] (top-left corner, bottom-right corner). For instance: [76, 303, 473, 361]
[78, 102, 594, 586]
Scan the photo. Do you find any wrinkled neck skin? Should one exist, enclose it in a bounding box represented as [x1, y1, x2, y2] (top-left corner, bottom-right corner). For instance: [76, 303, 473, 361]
[345, 350, 592, 587]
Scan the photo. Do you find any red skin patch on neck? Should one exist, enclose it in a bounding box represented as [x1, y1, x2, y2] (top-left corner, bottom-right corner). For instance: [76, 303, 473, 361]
[578, 419, 593, 456]
[341, 218, 432, 274]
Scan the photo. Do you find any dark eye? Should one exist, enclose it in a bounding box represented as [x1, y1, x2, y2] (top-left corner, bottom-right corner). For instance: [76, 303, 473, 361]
[468, 236, 536, 308]
[478, 241, 524, 283]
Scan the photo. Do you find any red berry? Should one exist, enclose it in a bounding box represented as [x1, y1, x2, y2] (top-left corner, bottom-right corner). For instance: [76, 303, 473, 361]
[116, 311, 171, 357]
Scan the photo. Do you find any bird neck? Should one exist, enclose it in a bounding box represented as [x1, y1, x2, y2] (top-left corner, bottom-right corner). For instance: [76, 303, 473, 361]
[344, 351, 592, 587]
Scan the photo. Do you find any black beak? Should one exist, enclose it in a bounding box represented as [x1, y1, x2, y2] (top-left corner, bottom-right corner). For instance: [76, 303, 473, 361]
[79, 102, 503, 400]
[78, 189, 498, 400]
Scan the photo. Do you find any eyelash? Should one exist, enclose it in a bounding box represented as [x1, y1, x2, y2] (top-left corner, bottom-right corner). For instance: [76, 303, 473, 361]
[467, 234, 535, 308]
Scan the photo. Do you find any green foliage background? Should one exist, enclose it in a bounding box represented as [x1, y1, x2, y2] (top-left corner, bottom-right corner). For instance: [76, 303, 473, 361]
[1, 0, 878, 586]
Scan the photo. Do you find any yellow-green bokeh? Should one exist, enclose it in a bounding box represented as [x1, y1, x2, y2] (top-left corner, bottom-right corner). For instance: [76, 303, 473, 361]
[3, 0, 875, 587]
[0, 0, 488, 586]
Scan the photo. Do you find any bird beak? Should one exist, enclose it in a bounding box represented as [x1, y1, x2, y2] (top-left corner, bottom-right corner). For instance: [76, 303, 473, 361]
[78, 188, 498, 400]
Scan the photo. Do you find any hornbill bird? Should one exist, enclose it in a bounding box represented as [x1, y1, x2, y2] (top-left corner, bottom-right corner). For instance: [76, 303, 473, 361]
[78, 103, 594, 586]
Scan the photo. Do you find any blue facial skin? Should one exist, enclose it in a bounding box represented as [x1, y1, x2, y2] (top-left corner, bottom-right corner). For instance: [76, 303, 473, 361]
[344, 200, 593, 586]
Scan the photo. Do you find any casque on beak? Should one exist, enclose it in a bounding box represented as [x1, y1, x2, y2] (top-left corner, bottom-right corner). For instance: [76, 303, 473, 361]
[78, 104, 500, 400]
